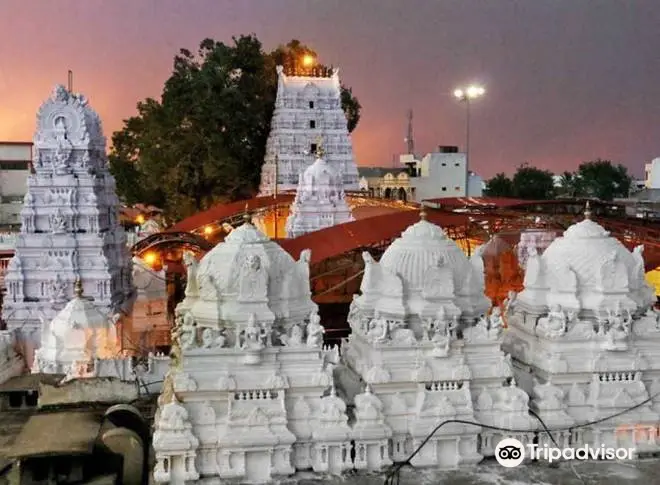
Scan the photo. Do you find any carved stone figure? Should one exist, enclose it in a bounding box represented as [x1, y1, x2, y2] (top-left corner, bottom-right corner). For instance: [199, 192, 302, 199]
[241, 314, 264, 351]
[603, 306, 631, 351]
[536, 305, 568, 339]
[503, 290, 517, 316]
[422, 256, 454, 299]
[237, 254, 268, 302]
[201, 328, 225, 349]
[523, 246, 542, 288]
[488, 307, 504, 338]
[306, 311, 325, 347]
[366, 312, 389, 343]
[49, 276, 67, 304]
[182, 251, 200, 298]
[50, 209, 67, 233]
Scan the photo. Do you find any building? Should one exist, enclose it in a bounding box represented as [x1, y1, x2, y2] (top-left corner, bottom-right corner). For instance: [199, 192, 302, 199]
[285, 145, 354, 238]
[504, 205, 660, 452]
[2, 85, 135, 367]
[259, 65, 359, 195]
[358, 147, 484, 203]
[645, 158, 660, 189]
[0, 142, 31, 228]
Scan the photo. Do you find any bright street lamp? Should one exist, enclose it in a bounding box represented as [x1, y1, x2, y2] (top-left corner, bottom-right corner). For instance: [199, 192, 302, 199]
[454, 84, 485, 193]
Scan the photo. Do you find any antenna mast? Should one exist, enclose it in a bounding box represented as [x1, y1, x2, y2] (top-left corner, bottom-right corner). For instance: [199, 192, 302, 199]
[405, 109, 415, 155]
[68, 70, 73, 91]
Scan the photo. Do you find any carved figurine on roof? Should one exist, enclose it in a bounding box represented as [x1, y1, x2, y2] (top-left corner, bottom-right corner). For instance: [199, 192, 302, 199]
[504, 202, 660, 452]
[285, 136, 354, 238]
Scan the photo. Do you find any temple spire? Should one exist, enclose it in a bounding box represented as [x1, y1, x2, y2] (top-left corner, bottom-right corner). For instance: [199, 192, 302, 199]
[243, 203, 252, 224]
[74, 278, 83, 298]
[419, 204, 428, 221]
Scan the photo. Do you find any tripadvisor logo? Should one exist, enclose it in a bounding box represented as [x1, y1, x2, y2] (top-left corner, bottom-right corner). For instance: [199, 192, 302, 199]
[495, 437, 636, 467]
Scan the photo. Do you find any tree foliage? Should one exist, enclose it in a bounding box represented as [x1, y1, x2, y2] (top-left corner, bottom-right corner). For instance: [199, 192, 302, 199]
[483, 173, 514, 197]
[109, 37, 362, 221]
[575, 159, 631, 201]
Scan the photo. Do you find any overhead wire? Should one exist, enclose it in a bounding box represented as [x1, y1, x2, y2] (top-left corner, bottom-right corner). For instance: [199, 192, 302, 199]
[383, 386, 660, 485]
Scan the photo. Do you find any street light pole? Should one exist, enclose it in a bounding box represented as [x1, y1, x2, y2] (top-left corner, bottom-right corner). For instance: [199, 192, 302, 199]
[454, 85, 485, 196]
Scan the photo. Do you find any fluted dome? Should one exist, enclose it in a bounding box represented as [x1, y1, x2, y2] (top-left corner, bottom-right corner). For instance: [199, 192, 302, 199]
[379, 218, 470, 293]
[541, 218, 635, 289]
[192, 219, 316, 326]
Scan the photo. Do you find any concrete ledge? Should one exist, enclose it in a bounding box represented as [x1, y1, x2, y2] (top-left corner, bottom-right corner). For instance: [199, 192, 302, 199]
[38, 377, 138, 408]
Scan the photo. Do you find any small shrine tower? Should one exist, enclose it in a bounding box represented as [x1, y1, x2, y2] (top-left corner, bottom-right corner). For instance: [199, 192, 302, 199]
[2, 85, 134, 365]
[259, 65, 359, 195]
[285, 138, 354, 238]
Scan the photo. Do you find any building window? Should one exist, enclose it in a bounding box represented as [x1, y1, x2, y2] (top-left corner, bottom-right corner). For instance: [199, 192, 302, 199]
[310, 143, 317, 154]
[309, 101, 314, 109]
[309, 120, 316, 129]
[455, 186, 460, 191]
[455, 163, 460, 167]
[442, 187, 447, 191]
[441, 163, 446, 167]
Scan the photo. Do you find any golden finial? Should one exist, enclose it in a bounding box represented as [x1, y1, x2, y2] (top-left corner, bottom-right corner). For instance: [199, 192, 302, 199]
[314, 135, 325, 158]
[584, 201, 592, 220]
[243, 202, 252, 224]
[74, 278, 83, 297]
[420, 204, 428, 220]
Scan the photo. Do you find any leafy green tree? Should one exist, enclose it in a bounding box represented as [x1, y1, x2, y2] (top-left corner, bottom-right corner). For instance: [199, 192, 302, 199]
[109, 36, 362, 220]
[556, 170, 584, 198]
[484, 173, 514, 197]
[511, 164, 556, 200]
[575, 159, 632, 201]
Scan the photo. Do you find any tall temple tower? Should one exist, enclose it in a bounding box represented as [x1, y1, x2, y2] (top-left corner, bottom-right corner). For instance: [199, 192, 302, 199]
[259, 65, 359, 195]
[2, 85, 134, 363]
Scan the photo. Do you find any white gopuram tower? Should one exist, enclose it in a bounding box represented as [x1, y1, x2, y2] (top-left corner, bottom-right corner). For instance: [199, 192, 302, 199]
[2, 85, 134, 365]
[285, 140, 354, 238]
[259, 65, 359, 195]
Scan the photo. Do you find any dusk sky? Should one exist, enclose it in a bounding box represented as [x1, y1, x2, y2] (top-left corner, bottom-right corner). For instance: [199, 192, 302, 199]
[1, 0, 659, 178]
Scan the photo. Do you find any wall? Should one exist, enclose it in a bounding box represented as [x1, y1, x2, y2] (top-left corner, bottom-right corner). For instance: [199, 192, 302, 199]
[646, 158, 660, 189]
[410, 152, 467, 201]
[0, 142, 31, 227]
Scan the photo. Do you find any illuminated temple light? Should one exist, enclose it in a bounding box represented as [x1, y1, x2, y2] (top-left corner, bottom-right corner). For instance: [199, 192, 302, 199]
[203, 225, 214, 236]
[143, 252, 157, 266]
[135, 214, 145, 224]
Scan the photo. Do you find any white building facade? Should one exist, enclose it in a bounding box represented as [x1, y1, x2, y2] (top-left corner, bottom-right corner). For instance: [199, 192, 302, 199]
[645, 158, 660, 189]
[259, 66, 359, 195]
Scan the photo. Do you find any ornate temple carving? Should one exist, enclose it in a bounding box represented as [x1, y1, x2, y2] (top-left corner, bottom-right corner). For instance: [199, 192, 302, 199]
[259, 66, 359, 195]
[2, 85, 134, 367]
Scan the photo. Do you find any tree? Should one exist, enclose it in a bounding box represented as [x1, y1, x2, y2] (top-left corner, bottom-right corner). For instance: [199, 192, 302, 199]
[109, 36, 362, 220]
[484, 173, 514, 197]
[575, 159, 631, 201]
[556, 171, 584, 198]
[511, 164, 556, 200]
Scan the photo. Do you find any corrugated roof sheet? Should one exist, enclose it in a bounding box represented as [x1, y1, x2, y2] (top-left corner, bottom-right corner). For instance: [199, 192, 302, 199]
[278, 210, 474, 264]
[168, 195, 294, 233]
[422, 197, 536, 208]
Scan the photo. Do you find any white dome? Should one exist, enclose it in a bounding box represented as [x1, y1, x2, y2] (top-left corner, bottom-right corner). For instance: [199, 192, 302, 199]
[194, 220, 315, 324]
[541, 218, 635, 289]
[379, 218, 470, 293]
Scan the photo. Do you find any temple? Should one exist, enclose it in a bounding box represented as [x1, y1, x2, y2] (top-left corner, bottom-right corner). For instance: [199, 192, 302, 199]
[32, 278, 124, 379]
[340, 209, 534, 467]
[258, 65, 359, 195]
[504, 203, 660, 451]
[285, 140, 354, 238]
[153, 215, 342, 483]
[2, 85, 134, 366]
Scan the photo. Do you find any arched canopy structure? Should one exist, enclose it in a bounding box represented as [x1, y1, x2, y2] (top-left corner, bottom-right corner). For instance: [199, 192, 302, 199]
[132, 231, 214, 256]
